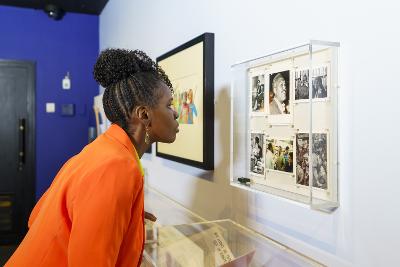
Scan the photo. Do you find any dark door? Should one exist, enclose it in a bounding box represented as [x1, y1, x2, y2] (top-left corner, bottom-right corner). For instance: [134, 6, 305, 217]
[0, 60, 35, 245]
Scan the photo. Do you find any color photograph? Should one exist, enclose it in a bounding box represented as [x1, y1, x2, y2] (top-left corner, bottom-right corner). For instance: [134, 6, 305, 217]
[265, 137, 294, 173]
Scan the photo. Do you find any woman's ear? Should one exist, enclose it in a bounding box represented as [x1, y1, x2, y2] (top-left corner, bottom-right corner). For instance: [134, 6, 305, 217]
[135, 105, 152, 127]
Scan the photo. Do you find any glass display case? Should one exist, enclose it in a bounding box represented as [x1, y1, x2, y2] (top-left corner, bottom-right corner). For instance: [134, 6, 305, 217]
[144, 186, 205, 226]
[142, 187, 322, 266]
[230, 40, 340, 212]
[142, 219, 322, 267]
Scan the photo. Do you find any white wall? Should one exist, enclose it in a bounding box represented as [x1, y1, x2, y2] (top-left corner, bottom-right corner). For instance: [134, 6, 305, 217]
[100, 1, 400, 266]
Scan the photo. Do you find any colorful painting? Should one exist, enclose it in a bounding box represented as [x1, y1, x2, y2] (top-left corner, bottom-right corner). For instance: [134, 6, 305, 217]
[173, 88, 198, 124]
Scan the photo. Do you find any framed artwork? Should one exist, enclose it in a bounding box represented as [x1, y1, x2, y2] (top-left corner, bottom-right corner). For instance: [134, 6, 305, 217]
[156, 33, 214, 170]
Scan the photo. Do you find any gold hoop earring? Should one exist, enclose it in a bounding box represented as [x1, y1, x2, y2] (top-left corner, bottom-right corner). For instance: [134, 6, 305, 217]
[145, 127, 151, 145]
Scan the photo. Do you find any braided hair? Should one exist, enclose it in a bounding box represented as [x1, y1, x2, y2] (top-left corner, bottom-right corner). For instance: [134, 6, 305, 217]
[93, 48, 172, 131]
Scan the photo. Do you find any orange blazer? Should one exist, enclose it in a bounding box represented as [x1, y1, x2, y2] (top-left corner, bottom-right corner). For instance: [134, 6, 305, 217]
[6, 124, 145, 267]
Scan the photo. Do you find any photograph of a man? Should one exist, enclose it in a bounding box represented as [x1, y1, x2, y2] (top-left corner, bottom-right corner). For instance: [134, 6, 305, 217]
[269, 70, 290, 114]
[251, 75, 265, 113]
[295, 69, 309, 100]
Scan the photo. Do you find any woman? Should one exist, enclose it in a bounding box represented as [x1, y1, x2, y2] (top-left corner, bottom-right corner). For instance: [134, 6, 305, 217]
[6, 49, 179, 267]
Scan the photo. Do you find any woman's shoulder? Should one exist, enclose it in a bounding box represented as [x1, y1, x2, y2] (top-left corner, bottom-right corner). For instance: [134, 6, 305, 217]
[83, 135, 136, 160]
[71, 141, 142, 180]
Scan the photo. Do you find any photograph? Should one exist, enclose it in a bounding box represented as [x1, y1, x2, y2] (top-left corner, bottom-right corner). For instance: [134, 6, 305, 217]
[269, 70, 290, 115]
[312, 133, 328, 189]
[251, 74, 266, 113]
[312, 66, 328, 99]
[295, 133, 309, 186]
[265, 137, 294, 173]
[294, 69, 309, 101]
[295, 133, 328, 189]
[250, 132, 265, 176]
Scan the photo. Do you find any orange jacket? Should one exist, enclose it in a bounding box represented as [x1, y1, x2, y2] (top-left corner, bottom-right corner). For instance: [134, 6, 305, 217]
[6, 124, 145, 267]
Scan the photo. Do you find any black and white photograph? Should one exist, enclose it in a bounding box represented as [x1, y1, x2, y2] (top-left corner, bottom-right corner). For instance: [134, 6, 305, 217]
[250, 132, 265, 176]
[312, 66, 328, 99]
[295, 133, 328, 189]
[296, 133, 309, 186]
[294, 69, 309, 101]
[265, 137, 294, 173]
[251, 74, 266, 113]
[269, 70, 290, 115]
[312, 133, 328, 189]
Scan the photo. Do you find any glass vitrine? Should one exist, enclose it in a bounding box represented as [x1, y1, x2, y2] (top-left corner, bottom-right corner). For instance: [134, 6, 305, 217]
[230, 40, 340, 212]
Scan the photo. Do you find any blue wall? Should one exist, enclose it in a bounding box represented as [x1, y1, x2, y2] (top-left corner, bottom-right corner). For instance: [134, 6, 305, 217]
[0, 6, 99, 199]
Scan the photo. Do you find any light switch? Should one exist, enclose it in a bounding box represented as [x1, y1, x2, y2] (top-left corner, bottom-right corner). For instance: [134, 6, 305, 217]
[46, 103, 55, 113]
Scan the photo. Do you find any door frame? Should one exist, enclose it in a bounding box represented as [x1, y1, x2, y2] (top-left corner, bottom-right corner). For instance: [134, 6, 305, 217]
[0, 59, 36, 243]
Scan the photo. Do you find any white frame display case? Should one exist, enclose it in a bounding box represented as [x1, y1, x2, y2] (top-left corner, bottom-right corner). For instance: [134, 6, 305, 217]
[230, 40, 340, 212]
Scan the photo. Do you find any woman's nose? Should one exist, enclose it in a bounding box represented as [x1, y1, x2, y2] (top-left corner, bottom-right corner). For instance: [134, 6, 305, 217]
[173, 110, 178, 120]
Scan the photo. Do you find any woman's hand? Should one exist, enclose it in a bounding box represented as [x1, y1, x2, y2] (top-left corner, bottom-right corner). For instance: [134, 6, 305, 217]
[144, 211, 157, 222]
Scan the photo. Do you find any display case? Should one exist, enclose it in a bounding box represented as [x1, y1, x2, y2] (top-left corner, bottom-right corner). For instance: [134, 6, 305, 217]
[230, 40, 340, 212]
[142, 219, 322, 267]
[144, 186, 205, 226]
[143, 187, 322, 267]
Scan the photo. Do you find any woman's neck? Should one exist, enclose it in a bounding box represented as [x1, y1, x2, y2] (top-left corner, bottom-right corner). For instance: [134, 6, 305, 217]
[126, 125, 151, 158]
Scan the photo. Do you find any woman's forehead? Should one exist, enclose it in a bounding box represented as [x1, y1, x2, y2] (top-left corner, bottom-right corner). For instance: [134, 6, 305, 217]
[158, 83, 173, 97]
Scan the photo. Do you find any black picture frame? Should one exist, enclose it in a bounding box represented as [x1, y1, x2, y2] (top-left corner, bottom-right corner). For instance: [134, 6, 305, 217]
[156, 33, 214, 170]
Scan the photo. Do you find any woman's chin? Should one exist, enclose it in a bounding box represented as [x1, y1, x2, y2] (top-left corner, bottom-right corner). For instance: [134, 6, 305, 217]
[159, 135, 177, 144]
[168, 135, 177, 143]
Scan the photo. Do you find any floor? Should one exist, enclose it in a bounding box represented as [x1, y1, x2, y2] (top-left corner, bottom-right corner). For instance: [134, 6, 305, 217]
[0, 245, 16, 265]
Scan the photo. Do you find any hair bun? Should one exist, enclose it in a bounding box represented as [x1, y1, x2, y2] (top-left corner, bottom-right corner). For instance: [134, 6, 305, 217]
[93, 48, 141, 88]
